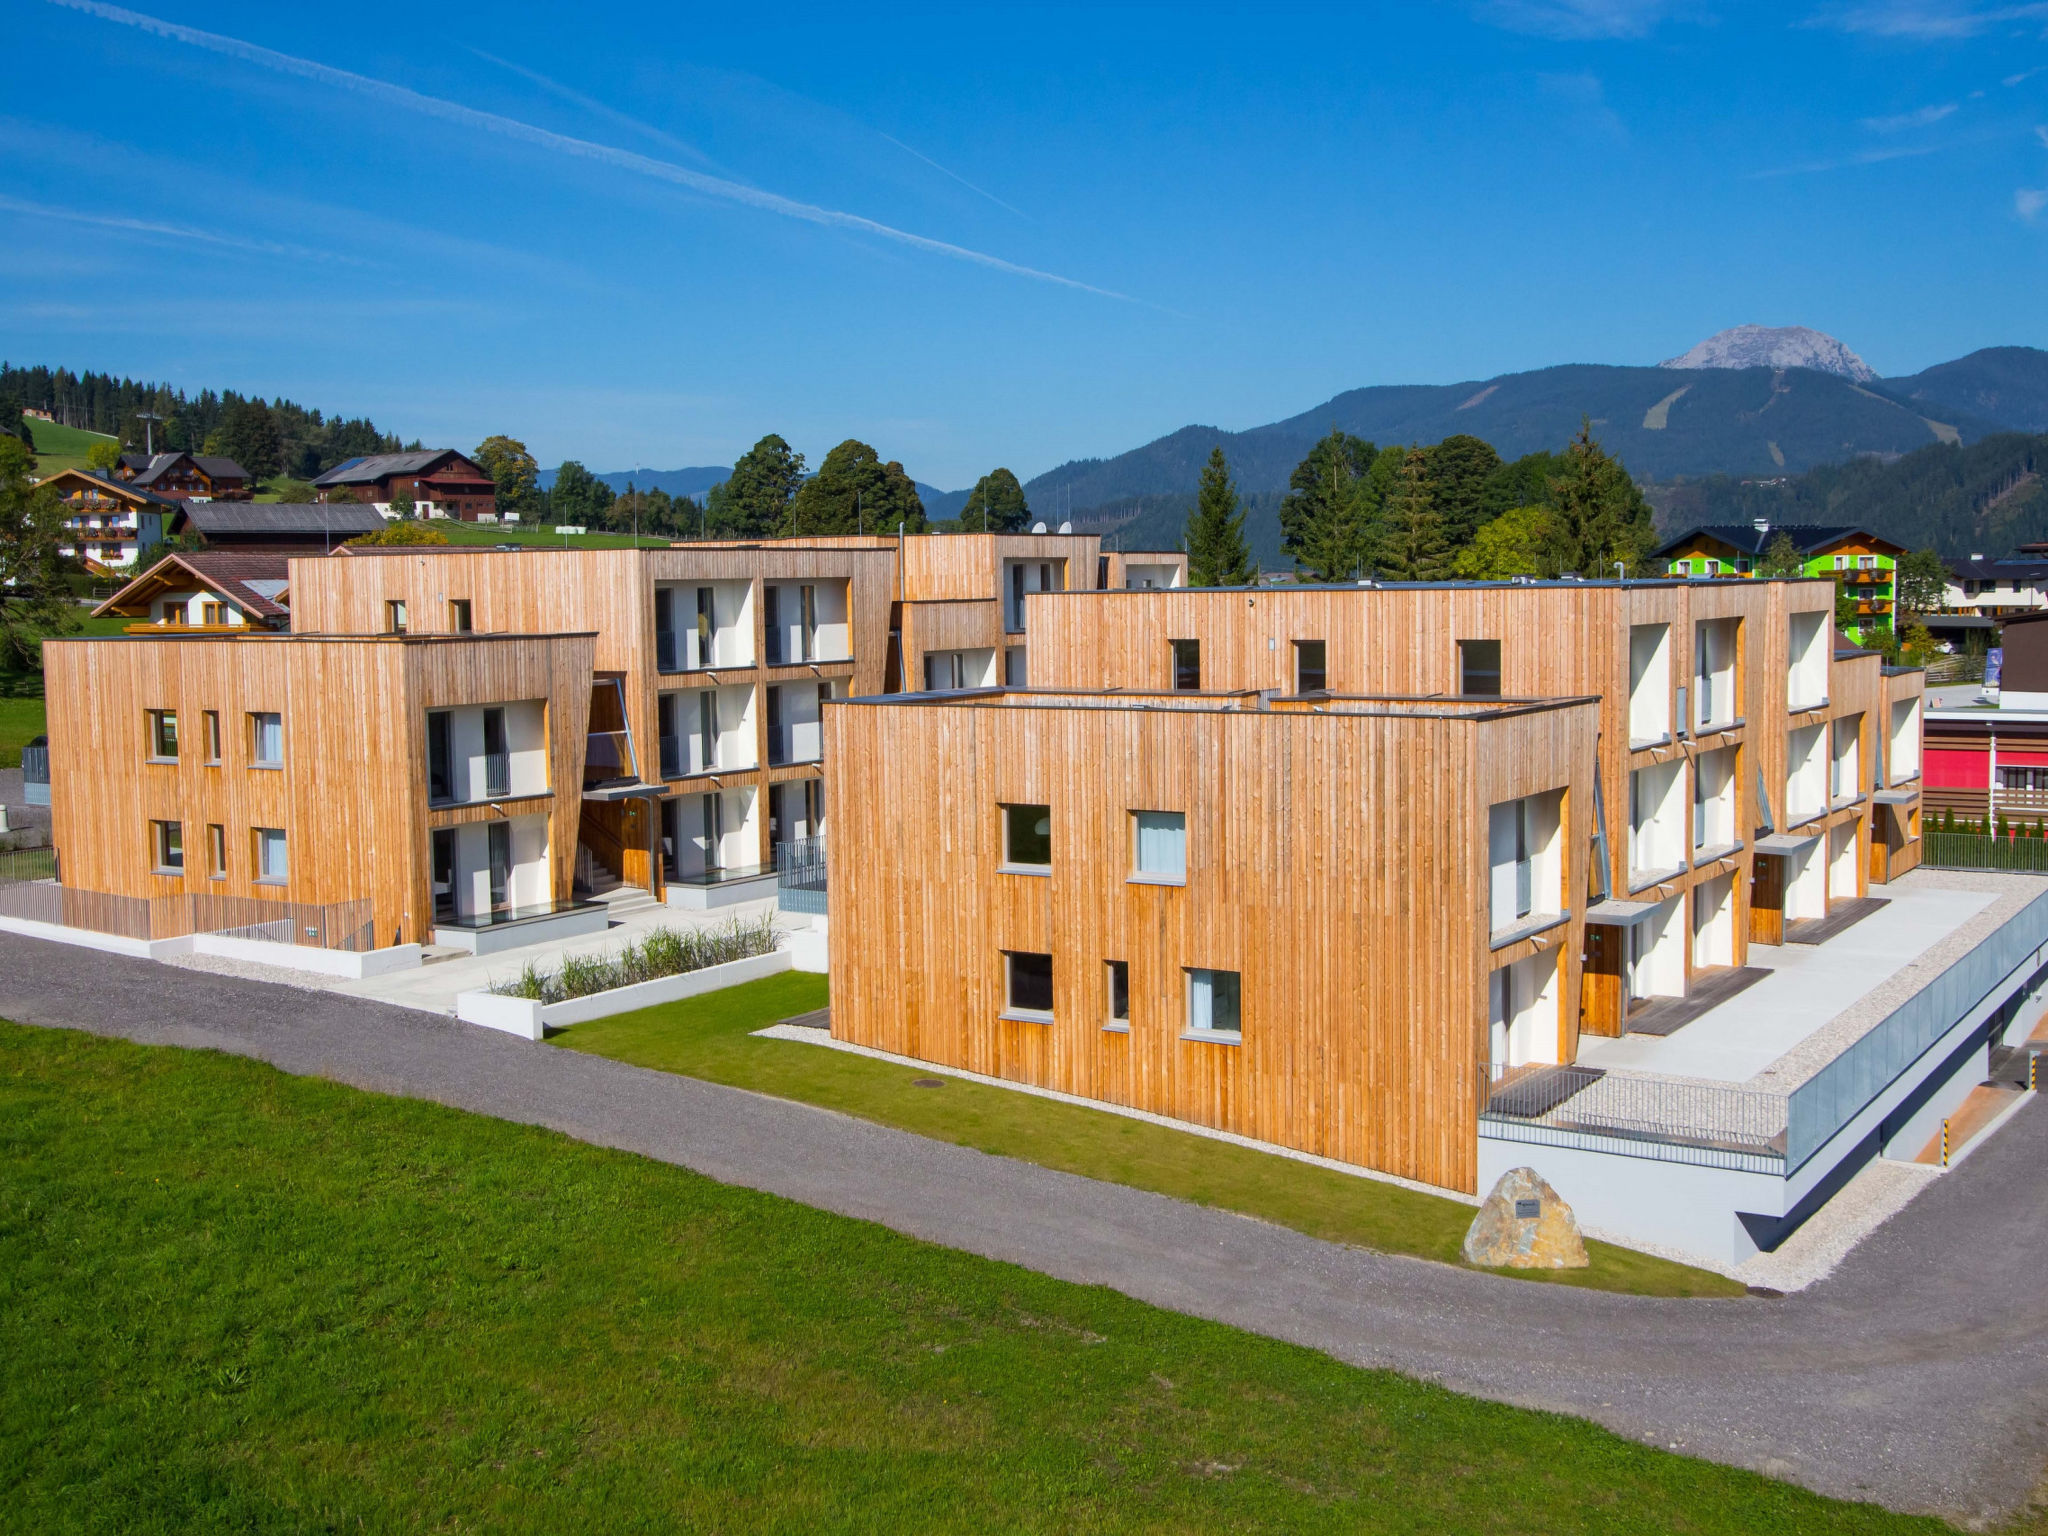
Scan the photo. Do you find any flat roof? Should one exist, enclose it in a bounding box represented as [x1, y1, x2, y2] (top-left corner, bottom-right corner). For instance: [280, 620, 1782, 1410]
[1036, 575, 1835, 596]
[835, 685, 1600, 721]
[43, 630, 599, 645]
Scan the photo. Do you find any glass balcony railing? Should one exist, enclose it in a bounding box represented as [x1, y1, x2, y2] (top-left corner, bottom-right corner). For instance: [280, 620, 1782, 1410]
[585, 730, 637, 789]
[656, 630, 681, 673]
[659, 734, 683, 780]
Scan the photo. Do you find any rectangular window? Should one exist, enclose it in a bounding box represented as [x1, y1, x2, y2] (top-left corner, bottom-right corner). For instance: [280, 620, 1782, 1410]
[695, 586, 714, 668]
[1005, 950, 1054, 1018]
[386, 599, 408, 634]
[449, 598, 473, 633]
[1003, 803, 1052, 869]
[431, 828, 457, 921]
[207, 823, 226, 879]
[1293, 639, 1327, 693]
[1106, 959, 1130, 1025]
[427, 710, 453, 802]
[151, 819, 183, 873]
[249, 711, 283, 767]
[1185, 967, 1242, 1040]
[203, 710, 222, 763]
[1130, 810, 1187, 881]
[1458, 639, 1502, 697]
[487, 821, 511, 911]
[1171, 638, 1201, 691]
[201, 600, 225, 625]
[799, 583, 817, 663]
[147, 709, 179, 761]
[482, 706, 509, 798]
[254, 827, 287, 883]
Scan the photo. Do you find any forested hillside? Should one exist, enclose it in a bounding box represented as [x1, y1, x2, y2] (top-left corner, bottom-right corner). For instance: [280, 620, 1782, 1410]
[1649, 433, 2048, 558]
[0, 363, 407, 481]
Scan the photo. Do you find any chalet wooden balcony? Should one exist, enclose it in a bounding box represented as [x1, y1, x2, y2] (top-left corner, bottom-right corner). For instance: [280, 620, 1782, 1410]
[124, 623, 247, 635]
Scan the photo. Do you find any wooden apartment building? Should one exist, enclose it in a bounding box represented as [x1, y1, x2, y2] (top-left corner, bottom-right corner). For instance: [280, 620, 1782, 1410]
[41, 631, 597, 948]
[826, 687, 1600, 1192]
[1018, 576, 1924, 1035]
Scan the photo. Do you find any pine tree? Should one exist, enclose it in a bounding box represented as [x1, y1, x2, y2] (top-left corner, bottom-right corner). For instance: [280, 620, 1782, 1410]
[1375, 448, 1452, 581]
[1183, 446, 1257, 586]
[1542, 418, 1655, 578]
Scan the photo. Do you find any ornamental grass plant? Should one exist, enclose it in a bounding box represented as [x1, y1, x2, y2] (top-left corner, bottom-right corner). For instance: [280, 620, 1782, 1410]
[492, 914, 778, 1004]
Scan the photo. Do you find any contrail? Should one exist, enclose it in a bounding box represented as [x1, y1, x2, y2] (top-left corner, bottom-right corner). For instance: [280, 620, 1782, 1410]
[878, 132, 1031, 220]
[467, 47, 720, 170]
[50, 0, 1129, 301]
[0, 189, 364, 263]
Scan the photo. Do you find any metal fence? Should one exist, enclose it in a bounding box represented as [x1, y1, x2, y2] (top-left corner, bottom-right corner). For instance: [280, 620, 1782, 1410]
[0, 846, 58, 884]
[1922, 652, 1986, 685]
[0, 868, 376, 951]
[776, 836, 826, 915]
[1924, 831, 2048, 874]
[20, 743, 50, 802]
[1480, 1062, 1788, 1168]
[1783, 884, 2048, 1169]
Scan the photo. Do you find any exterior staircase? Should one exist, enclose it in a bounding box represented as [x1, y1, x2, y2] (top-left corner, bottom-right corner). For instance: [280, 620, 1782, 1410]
[597, 883, 660, 919]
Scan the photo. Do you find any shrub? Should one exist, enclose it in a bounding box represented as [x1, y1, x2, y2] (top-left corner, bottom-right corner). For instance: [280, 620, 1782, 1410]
[490, 914, 779, 1004]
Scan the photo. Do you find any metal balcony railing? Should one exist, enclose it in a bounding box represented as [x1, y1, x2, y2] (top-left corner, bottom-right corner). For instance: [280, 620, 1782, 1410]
[776, 836, 826, 914]
[484, 750, 510, 799]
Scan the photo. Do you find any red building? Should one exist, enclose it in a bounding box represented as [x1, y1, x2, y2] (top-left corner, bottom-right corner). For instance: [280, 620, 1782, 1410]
[311, 450, 498, 521]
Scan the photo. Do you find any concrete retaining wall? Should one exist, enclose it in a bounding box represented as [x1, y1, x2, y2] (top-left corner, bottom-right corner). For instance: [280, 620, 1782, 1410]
[456, 947, 793, 1039]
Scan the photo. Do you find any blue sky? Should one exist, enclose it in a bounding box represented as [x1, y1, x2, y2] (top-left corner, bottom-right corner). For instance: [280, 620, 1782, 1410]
[4, 0, 2046, 487]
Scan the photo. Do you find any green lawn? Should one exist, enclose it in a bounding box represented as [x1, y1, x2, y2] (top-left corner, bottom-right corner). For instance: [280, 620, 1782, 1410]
[0, 691, 46, 770]
[23, 418, 117, 478]
[432, 519, 692, 550]
[0, 1021, 1946, 1534]
[553, 974, 1744, 1299]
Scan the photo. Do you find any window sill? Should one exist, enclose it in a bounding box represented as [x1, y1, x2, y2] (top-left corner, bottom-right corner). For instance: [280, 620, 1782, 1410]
[1831, 793, 1867, 812]
[1180, 1029, 1242, 1047]
[999, 1008, 1054, 1025]
[253, 877, 288, 888]
[1627, 865, 1685, 894]
[1102, 1020, 1130, 1034]
[1694, 716, 1744, 737]
[251, 762, 283, 771]
[1489, 909, 1570, 951]
[1629, 732, 1672, 752]
[1126, 871, 1186, 888]
[152, 866, 184, 877]
[999, 863, 1051, 878]
[1692, 841, 1741, 867]
[146, 756, 179, 766]
[1789, 697, 1830, 715]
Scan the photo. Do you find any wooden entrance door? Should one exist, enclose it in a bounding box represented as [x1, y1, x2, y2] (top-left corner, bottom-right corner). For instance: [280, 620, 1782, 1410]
[1580, 923, 1625, 1038]
[1750, 853, 1785, 946]
[1869, 807, 1892, 885]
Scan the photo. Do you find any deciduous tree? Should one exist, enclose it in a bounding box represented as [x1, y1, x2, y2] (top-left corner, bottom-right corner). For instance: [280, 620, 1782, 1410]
[785, 439, 925, 536]
[707, 434, 806, 538]
[0, 435, 74, 670]
[345, 518, 449, 547]
[1452, 505, 1549, 580]
[1895, 548, 1949, 615]
[85, 441, 121, 473]
[1422, 433, 1502, 551]
[960, 467, 1031, 533]
[472, 435, 540, 516]
[1183, 446, 1256, 586]
[550, 461, 615, 527]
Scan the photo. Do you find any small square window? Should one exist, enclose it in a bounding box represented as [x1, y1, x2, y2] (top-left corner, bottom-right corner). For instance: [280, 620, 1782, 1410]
[449, 598, 473, 633]
[254, 827, 288, 884]
[1106, 960, 1130, 1024]
[1131, 810, 1187, 882]
[1293, 639, 1326, 693]
[250, 711, 283, 767]
[386, 599, 408, 634]
[1002, 803, 1052, 869]
[1458, 640, 1501, 697]
[1005, 951, 1054, 1018]
[1171, 638, 1201, 691]
[1185, 967, 1242, 1039]
[207, 823, 226, 879]
[151, 819, 183, 873]
[203, 710, 222, 763]
[147, 709, 179, 761]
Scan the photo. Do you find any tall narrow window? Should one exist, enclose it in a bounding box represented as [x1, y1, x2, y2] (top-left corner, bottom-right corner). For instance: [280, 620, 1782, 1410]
[702, 792, 723, 873]
[799, 584, 817, 662]
[1130, 811, 1187, 882]
[1458, 639, 1502, 697]
[449, 598, 472, 633]
[1005, 951, 1055, 1019]
[1009, 563, 1027, 632]
[694, 587, 714, 668]
[655, 586, 679, 673]
[486, 821, 510, 910]
[147, 709, 179, 761]
[201, 601, 225, 626]
[763, 585, 783, 666]
[699, 691, 718, 772]
[386, 599, 408, 634]
[207, 823, 226, 879]
[658, 692, 682, 779]
[1171, 638, 1201, 691]
[427, 710, 453, 802]
[249, 711, 283, 767]
[1003, 803, 1052, 869]
[431, 828, 457, 921]
[1185, 968, 1242, 1039]
[1106, 960, 1130, 1027]
[203, 710, 222, 764]
[151, 819, 183, 872]
[1293, 640, 1327, 693]
[253, 826, 287, 884]
[482, 706, 509, 798]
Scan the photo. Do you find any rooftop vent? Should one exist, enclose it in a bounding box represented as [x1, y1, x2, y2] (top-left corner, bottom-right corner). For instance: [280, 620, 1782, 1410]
[1753, 517, 1771, 534]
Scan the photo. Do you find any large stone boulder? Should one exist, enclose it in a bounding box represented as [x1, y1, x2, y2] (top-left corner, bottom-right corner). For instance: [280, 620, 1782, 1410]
[1462, 1167, 1588, 1269]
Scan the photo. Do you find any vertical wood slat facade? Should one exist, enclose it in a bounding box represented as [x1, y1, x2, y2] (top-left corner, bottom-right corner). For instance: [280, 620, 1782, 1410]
[43, 632, 596, 945]
[826, 691, 1598, 1193]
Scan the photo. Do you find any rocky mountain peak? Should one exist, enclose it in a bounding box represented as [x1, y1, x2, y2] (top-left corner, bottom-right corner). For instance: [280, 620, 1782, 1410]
[1659, 325, 1877, 383]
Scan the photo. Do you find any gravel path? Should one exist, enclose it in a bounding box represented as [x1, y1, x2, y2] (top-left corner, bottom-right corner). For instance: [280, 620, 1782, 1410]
[4, 930, 2046, 1523]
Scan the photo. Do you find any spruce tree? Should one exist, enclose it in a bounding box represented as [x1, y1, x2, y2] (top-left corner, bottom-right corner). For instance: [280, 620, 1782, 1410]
[1279, 428, 1375, 581]
[1183, 446, 1257, 586]
[1375, 447, 1452, 581]
[1541, 417, 1655, 578]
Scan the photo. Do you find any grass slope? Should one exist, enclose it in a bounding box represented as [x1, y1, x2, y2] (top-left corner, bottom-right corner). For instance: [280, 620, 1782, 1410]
[0, 693, 46, 769]
[554, 974, 1742, 1299]
[24, 418, 117, 478]
[0, 1021, 1944, 1534]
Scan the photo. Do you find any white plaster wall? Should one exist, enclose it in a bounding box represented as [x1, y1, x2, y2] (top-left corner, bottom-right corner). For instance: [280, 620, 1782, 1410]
[1628, 623, 1670, 744]
[1789, 610, 1828, 710]
[1692, 870, 1735, 969]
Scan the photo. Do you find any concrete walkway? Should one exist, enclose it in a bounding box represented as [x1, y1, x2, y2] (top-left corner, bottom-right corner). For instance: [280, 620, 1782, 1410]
[3, 929, 2046, 1523]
